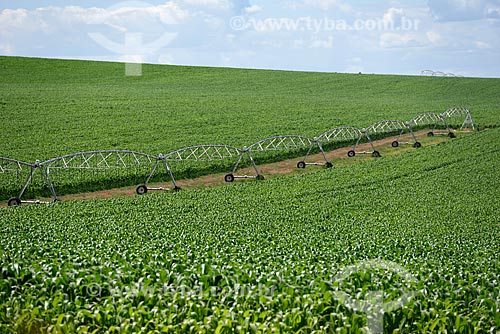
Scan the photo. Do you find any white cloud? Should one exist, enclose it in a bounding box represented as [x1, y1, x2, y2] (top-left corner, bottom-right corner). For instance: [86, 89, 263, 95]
[183, 0, 229, 7]
[0, 1, 499, 77]
[0, 8, 50, 33]
[309, 36, 334, 48]
[98, 2, 189, 33]
[158, 53, 176, 64]
[58, 6, 108, 25]
[0, 8, 29, 27]
[345, 64, 364, 73]
[345, 57, 364, 73]
[426, 31, 442, 44]
[486, 7, 500, 18]
[380, 33, 422, 48]
[475, 40, 492, 48]
[0, 42, 14, 55]
[303, 0, 352, 12]
[156, 3, 191, 24]
[244, 5, 263, 14]
[182, 0, 251, 13]
[427, 0, 500, 21]
[383, 8, 405, 28]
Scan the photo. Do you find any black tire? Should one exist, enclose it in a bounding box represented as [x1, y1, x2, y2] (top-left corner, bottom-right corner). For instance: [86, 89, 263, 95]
[347, 150, 356, 158]
[224, 174, 235, 183]
[297, 161, 306, 169]
[135, 185, 148, 195]
[325, 162, 333, 168]
[372, 151, 381, 158]
[256, 174, 265, 180]
[7, 197, 21, 207]
[413, 142, 422, 148]
[427, 131, 434, 137]
[391, 141, 399, 148]
[448, 132, 456, 138]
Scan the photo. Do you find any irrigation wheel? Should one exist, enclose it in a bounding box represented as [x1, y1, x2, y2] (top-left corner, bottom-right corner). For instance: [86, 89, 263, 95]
[7, 197, 21, 207]
[135, 185, 148, 195]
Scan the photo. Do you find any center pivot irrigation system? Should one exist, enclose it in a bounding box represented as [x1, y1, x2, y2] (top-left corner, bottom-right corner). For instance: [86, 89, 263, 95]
[2, 107, 475, 206]
[297, 127, 362, 168]
[135, 144, 241, 194]
[2, 151, 158, 206]
[420, 70, 464, 77]
[226, 135, 313, 181]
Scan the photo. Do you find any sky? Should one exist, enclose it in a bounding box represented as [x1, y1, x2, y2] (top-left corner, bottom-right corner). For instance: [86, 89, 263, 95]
[0, 0, 499, 77]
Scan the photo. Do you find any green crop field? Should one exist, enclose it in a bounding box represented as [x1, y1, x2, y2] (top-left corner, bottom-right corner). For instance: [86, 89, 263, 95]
[1, 57, 500, 333]
[1, 128, 499, 333]
[1, 56, 499, 200]
[1, 56, 499, 162]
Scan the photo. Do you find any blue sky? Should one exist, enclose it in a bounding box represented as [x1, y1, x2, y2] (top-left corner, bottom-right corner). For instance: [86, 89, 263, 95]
[1, 0, 499, 77]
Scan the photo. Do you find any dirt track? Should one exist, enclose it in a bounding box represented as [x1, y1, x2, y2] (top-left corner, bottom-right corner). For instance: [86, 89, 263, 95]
[3, 130, 460, 206]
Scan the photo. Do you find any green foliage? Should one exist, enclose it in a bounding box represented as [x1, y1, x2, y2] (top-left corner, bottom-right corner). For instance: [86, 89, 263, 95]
[1, 128, 499, 333]
[2, 57, 499, 163]
[2, 56, 499, 199]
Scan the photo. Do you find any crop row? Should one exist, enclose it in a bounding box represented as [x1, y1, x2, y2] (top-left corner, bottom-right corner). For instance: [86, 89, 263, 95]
[2, 57, 499, 163]
[1, 128, 499, 332]
[0, 108, 474, 203]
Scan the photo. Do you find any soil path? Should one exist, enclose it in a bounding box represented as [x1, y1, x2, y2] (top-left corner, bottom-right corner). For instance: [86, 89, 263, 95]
[3, 130, 460, 206]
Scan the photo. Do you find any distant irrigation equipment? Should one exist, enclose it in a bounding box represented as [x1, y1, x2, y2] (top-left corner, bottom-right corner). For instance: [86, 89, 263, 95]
[2, 107, 476, 206]
[297, 127, 362, 168]
[421, 70, 464, 77]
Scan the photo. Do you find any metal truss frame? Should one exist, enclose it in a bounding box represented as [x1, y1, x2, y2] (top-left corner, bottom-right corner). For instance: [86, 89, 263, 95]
[0, 157, 32, 174]
[227, 135, 313, 181]
[421, 70, 434, 76]
[296, 127, 362, 169]
[421, 70, 463, 77]
[361, 120, 421, 153]
[346, 128, 379, 158]
[1, 157, 46, 206]
[137, 144, 242, 193]
[408, 112, 454, 138]
[441, 106, 475, 131]
[4, 151, 158, 206]
[2, 108, 477, 206]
